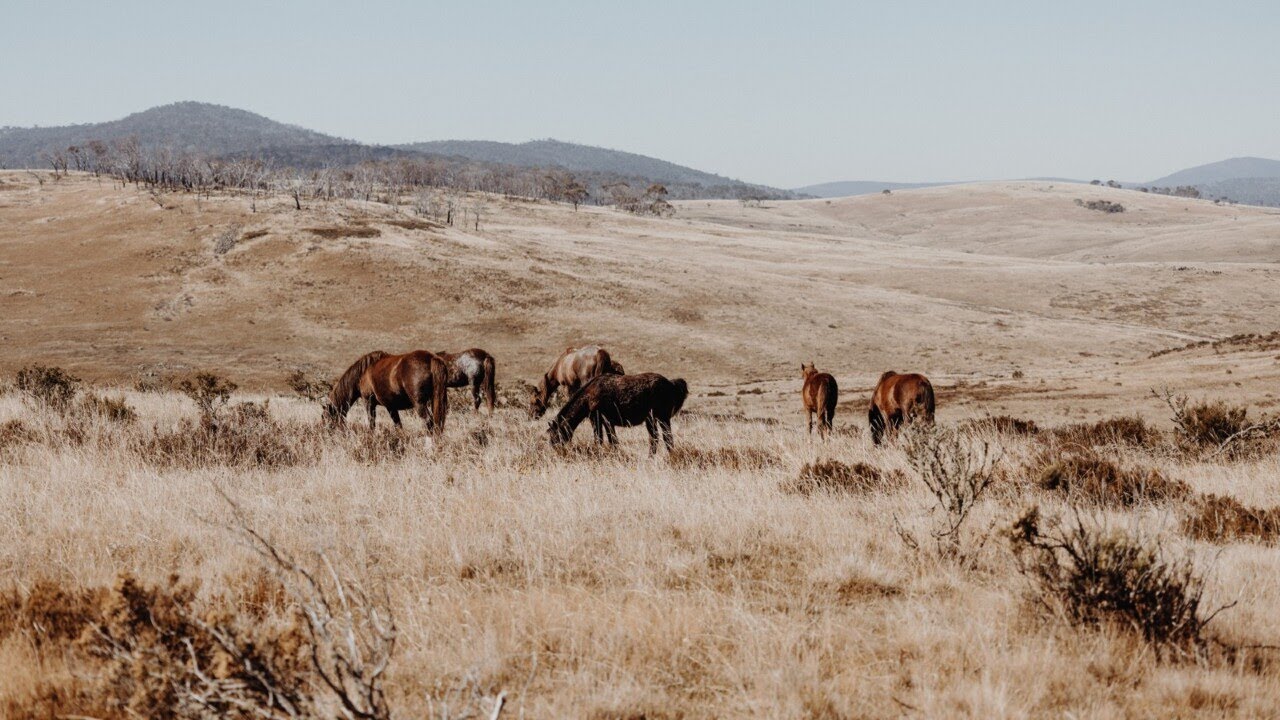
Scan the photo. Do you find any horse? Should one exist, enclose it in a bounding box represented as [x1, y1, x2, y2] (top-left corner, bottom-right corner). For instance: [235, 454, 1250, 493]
[868, 371, 935, 445]
[324, 350, 449, 435]
[801, 363, 838, 438]
[435, 348, 497, 414]
[547, 373, 687, 454]
[529, 345, 624, 418]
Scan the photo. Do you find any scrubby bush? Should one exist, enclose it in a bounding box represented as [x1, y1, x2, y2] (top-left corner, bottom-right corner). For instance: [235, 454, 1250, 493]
[961, 415, 1040, 437]
[286, 369, 332, 402]
[1157, 390, 1279, 458]
[15, 364, 81, 412]
[901, 427, 1002, 557]
[1184, 494, 1280, 544]
[78, 392, 138, 424]
[1009, 507, 1227, 655]
[784, 460, 903, 495]
[1075, 198, 1125, 213]
[177, 371, 238, 421]
[134, 411, 316, 469]
[1034, 448, 1189, 507]
[1050, 416, 1161, 449]
[670, 446, 782, 471]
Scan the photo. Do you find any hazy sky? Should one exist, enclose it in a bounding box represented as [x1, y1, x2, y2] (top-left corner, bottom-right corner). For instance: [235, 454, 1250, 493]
[3, 1, 1278, 187]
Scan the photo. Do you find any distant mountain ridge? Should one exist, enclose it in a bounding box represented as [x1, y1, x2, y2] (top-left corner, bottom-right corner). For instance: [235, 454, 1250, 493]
[0, 102, 789, 199]
[1144, 157, 1280, 187]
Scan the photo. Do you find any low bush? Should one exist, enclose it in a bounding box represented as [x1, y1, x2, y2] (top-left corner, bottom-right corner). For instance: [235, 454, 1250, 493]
[784, 460, 903, 496]
[961, 415, 1040, 436]
[1034, 448, 1189, 507]
[1009, 507, 1225, 655]
[78, 392, 138, 424]
[345, 428, 411, 464]
[177, 371, 238, 421]
[285, 369, 331, 402]
[902, 427, 1002, 557]
[1183, 494, 1280, 544]
[1050, 416, 1161, 449]
[1157, 390, 1279, 459]
[669, 445, 782, 471]
[15, 364, 81, 412]
[135, 412, 316, 469]
[1075, 198, 1125, 213]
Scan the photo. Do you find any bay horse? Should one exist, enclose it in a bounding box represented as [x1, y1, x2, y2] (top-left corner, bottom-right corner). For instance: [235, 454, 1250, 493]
[435, 348, 497, 414]
[868, 371, 935, 445]
[324, 350, 449, 435]
[801, 363, 838, 438]
[547, 373, 688, 454]
[529, 345, 623, 418]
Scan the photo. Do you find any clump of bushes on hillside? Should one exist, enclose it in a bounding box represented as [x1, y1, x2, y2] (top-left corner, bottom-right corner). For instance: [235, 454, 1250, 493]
[1075, 198, 1125, 213]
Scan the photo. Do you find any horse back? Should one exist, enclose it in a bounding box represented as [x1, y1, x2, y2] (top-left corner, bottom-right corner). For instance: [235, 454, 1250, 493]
[803, 372, 837, 411]
[876, 372, 933, 416]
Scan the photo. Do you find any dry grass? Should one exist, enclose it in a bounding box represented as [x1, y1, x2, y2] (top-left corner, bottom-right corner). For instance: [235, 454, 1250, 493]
[1033, 448, 1192, 507]
[3, 389, 1280, 717]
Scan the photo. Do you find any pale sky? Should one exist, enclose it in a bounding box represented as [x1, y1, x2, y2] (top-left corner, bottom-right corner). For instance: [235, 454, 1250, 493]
[3, 0, 1278, 188]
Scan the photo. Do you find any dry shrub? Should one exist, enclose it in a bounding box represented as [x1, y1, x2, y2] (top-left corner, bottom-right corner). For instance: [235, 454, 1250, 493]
[1075, 198, 1125, 213]
[1158, 390, 1279, 459]
[15, 364, 80, 412]
[668, 445, 782, 471]
[241, 228, 269, 241]
[901, 427, 1002, 558]
[212, 224, 242, 255]
[78, 392, 138, 424]
[135, 412, 316, 469]
[0, 419, 39, 451]
[307, 225, 380, 239]
[346, 429, 411, 464]
[961, 415, 1040, 436]
[1009, 507, 1227, 655]
[286, 368, 332, 402]
[177, 371, 238, 421]
[1051, 416, 1161, 449]
[1034, 448, 1190, 507]
[382, 218, 441, 231]
[784, 460, 903, 496]
[1183, 494, 1280, 544]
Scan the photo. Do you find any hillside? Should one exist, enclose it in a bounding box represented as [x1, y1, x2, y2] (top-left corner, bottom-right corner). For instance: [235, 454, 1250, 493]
[3, 173, 1280, 424]
[792, 180, 949, 198]
[0, 102, 346, 167]
[1146, 156, 1280, 186]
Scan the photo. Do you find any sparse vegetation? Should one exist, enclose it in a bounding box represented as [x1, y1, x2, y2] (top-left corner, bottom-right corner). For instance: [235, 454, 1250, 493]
[784, 459, 902, 495]
[15, 364, 81, 412]
[900, 427, 1002, 557]
[1075, 198, 1125, 213]
[1033, 448, 1190, 507]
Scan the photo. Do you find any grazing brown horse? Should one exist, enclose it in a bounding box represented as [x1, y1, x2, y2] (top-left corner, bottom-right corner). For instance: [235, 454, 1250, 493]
[435, 348, 497, 414]
[868, 371, 935, 445]
[548, 373, 688, 454]
[324, 350, 449, 435]
[801, 363, 838, 438]
[529, 345, 623, 418]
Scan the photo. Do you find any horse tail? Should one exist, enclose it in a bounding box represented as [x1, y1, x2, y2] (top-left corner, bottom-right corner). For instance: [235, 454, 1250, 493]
[818, 377, 837, 434]
[549, 381, 594, 444]
[670, 378, 689, 416]
[917, 379, 936, 424]
[481, 353, 497, 413]
[430, 356, 449, 435]
[869, 402, 886, 446]
[327, 350, 388, 421]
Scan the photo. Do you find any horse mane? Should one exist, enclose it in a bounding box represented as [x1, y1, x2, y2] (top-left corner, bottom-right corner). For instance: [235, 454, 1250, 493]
[328, 350, 389, 412]
[548, 379, 596, 441]
[670, 378, 689, 416]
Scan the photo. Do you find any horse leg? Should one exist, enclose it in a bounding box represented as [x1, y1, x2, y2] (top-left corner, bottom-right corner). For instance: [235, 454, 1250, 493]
[591, 412, 604, 444]
[659, 417, 674, 452]
[807, 408, 814, 436]
[388, 407, 403, 429]
[604, 418, 618, 446]
[366, 399, 378, 431]
[869, 405, 884, 446]
[471, 376, 483, 412]
[645, 416, 658, 455]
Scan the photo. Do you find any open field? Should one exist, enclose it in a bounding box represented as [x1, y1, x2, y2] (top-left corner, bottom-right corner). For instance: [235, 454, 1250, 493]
[3, 173, 1280, 717]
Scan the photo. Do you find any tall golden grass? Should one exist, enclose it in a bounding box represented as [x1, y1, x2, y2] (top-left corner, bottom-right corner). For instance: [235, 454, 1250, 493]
[3, 382, 1280, 717]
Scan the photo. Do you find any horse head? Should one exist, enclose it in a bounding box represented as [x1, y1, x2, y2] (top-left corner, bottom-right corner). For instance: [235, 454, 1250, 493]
[528, 378, 550, 419]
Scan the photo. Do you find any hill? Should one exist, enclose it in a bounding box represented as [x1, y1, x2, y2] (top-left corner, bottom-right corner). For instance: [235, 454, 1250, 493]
[1146, 156, 1280, 187]
[791, 180, 949, 198]
[0, 102, 346, 167]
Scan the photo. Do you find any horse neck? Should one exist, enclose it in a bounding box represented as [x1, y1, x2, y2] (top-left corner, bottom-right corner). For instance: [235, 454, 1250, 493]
[551, 386, 591, 434]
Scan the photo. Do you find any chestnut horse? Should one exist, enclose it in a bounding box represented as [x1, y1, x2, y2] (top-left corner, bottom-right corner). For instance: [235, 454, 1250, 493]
[324, 350, 449, 435]
[801, 363, 838, 438]
[435, 348, 497, 414]
[529, 345, 623, 418]
[868, 371, 935, 445]
[548, 373, 688, 454]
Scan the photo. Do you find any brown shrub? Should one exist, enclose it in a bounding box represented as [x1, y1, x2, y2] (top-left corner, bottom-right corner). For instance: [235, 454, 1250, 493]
[382, 218, 441, 231]
[962, 415, 1041, 436]
[135, 413, 317, 469]
[307, 225, 380, 239]
[0, 419, 39, 451]
[1051, 416, 1161, 449]
[15, 364, 80, 412]
[1034, 449, 1189, 507]
[78, 392, 138, 424]
[241, 228, 269, 241]
[1158, 390, 1280, 459]
[177, 371, 238, 420]
[668, 445, 782, 471]
[784, 460, 904, 496]
[1009, 507, 1222, 655]
[1183, 494, 1280, 544]
[345, 428, 411, 464]
[285, 368, 331, 402]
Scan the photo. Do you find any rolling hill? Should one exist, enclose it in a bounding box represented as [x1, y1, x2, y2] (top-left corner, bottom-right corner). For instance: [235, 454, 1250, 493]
[791, 180, 950, 198]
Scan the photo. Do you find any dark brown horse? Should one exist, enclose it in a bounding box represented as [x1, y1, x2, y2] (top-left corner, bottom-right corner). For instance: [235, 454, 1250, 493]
[868, 371, 935, 445]
[529, 345, 623, 418]
[548, 373, 687, 454]
[324, 350, 449, 435]
[435, 348, 497, 414]
[801, 363, 838, 438]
